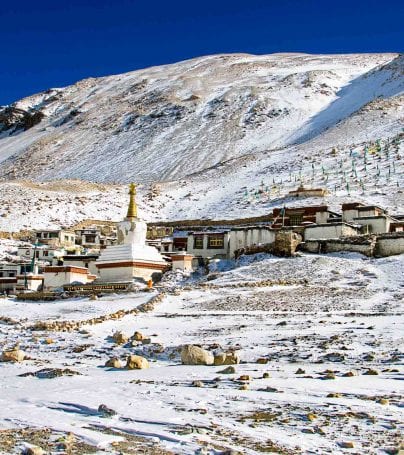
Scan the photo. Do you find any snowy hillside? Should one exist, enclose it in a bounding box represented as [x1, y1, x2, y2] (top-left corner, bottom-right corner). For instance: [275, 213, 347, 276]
[0, 53, 402, 184]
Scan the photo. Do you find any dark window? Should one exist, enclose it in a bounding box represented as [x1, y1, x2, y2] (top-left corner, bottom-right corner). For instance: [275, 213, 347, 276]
[208, 234, 224, 249]
[194, 236, 204, 249]
[289, 214, 303, 226]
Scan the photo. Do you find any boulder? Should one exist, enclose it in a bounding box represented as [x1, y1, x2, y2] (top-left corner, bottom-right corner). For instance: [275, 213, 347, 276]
[112, 331, 128, 345]
[24, 447, 45, 455]
[105, 357, 122, 369]
[181, 345, 214, 366]
[126, 355, 149, 370]
[132, 331, 144, 341]
[1, 348, 25, 362]
[218, 365, 236, 374]
[213, 352, 240, 366]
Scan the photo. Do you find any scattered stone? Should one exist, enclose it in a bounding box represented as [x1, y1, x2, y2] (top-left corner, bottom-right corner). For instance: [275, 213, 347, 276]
[239, 384, 249, 390]
[364, 368, 379, 375]
[98, 404, 117, 417]
[343, 371, 358, 377]
[19, 368, 81, 379]
[262, 372, 270, 378]
[141, 338, 152, 345]
[378, 398, 389, 405]
[132, 331, 145, 341]
[307, 413, 317, 421]
[295, 368, 305, 374]
[44, 338, 54, 345]
[1, 349, 25, 362]
[339, 442, 355, 449]
[112, 331, 128, 345]
[256, 357, 268, 364]
[327, 392, 342, 398]
[126, 355, 149, 370]
[324, 352, 345, 362]
[192, 380, 204, 387]
[218, 366, 236, 374]
[23, 447, 45, 455]
[181, 345, 214, 366]
[213, 352, 240, 366]
[105, 357, 122, 369]
[323, 372, 336, 380]
[238, 375, 250, 381]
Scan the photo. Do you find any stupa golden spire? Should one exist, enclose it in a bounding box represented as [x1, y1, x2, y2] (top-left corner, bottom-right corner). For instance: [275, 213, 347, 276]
[126, 183, 138, 220]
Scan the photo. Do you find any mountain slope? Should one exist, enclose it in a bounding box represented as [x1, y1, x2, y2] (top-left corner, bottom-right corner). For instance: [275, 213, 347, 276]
[0, 52, 402, 183]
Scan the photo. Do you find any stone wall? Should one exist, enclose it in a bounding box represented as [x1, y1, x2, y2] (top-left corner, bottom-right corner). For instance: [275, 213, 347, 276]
[302, 232, 404, 258]
[374, 233, 404, 257]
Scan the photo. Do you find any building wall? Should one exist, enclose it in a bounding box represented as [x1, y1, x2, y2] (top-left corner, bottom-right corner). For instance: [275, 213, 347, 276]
[375, 236, 404, 257]
[63, 259, 99, 276]
[229, 228, 275, 258]
[315, 211, 329, 224]
[303, 240, 374, 256]
[44, 270, 89, 289]
[304, 224, 359, 241]
[353, 216, 391, 234]
[98, 265, 163, 283]
[187, 233, 230, 258]
[342, 209, 359, 222]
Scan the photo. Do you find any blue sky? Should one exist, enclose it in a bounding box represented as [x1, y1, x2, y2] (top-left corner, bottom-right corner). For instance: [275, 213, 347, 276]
[1, 0, 403, 105]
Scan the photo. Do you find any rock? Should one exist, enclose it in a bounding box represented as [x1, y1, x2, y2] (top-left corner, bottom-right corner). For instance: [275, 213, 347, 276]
[238, 375, 250, 381]
[98, 404, 117, 417]
[364, 368, 379, 375]
[24, 447, 45, 455]
[90, 294, 98, 300]
[324, 352, 345, 362]
[343, 371, 358, 377]
[327, 392, 342, 398]
[295, 368, 305, 374]
[239, 384, 249, 390]
[339, 442, 355, 449]
[192, 380, 204, 387]
[132, 331, 145, 341]
[1, 348, 25, 362]
[141, 338, 152, 345]
[19, 368, 81, 379]
[105, 357, 122, 368]
[181, 345, 214, 366]
[126, 355, 149, 370]
[307, 413, 317, 421]
[213, 352, 240, 366]
[378, 398, 389, 405]
[218, 365, 236, 374]
[256, 357, 268, 364]
[323, 372, 336, 380]
[262, 372, 270, 378]
[44, 338, 54, 344]
[112, 331, 128, 345]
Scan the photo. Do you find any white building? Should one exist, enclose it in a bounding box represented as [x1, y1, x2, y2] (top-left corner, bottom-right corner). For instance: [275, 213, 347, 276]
[186, 226, 275, 259]
[43, 265, 96, 290]
[304, 222, 361, 241]
[33, 230, 76, 248]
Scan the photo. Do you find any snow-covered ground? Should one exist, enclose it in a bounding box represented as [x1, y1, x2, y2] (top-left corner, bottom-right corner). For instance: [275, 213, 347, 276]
[0, 253, 402, 453]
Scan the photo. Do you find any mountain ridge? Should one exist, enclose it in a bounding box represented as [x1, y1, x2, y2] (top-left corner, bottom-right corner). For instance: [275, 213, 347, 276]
[0, 52, 402, 184]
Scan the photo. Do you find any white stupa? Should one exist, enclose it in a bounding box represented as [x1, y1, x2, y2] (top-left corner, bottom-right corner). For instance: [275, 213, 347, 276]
[95, 184, 168, 283]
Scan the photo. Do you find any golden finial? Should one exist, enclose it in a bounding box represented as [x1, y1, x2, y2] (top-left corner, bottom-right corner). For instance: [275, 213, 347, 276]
[126, 183, 138, 220]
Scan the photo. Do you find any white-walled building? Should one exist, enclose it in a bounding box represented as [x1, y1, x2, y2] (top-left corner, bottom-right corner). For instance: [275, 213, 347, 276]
[304, 222, 362, 241]
[43, 265, 96, 290]
[186, 226, 276, 259]
[33, 230, 76, 248]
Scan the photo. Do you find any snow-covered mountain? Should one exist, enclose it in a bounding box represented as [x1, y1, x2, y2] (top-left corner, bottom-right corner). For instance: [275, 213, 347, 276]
[0, 52, 402, 183]
[0, 53, 403, 231]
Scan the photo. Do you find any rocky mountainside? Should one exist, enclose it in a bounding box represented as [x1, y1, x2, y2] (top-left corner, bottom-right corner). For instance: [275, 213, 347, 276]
[0, 52, 402, 184]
